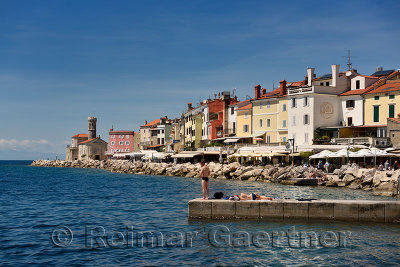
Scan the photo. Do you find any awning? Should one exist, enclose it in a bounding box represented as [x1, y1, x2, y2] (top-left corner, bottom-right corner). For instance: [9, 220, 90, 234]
[171, 152, 202, 158]
[254, 138, 264, 141]
[224, 138, 239, 143]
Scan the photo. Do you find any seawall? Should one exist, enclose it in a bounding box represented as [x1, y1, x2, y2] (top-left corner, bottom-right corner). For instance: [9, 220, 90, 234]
[30, 160, 400, 197]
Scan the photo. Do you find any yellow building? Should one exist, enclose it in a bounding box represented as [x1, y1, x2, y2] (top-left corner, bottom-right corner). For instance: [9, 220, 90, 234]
[251, 81, 288, 144]
[236, 101, 252, 138]
[364, 71, 400, 137]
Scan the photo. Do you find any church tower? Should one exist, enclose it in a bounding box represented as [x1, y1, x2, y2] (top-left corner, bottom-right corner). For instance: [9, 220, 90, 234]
[88, 117, 97, 139]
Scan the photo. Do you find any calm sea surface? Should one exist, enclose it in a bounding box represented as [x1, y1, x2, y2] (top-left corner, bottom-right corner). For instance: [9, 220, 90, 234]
[1, 160, 400, 266]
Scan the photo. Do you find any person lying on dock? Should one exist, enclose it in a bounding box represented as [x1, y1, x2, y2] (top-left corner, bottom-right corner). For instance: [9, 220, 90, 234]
[240, 193, 273, 201]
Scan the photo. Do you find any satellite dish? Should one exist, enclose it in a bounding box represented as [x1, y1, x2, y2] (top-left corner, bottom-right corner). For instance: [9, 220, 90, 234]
[345, 70, 352, 77]
[285, 142, 291, 149]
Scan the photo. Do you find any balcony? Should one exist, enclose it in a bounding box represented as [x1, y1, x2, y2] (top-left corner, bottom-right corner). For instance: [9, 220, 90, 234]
[331, 137, 390, 148]
[224, 128, 236, 136]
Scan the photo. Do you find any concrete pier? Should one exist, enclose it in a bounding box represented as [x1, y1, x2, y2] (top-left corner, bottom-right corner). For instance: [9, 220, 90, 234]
[188, 199, 400, 223]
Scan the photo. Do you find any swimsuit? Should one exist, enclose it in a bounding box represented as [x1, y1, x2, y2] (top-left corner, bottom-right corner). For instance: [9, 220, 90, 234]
[202, 177, 209, 182]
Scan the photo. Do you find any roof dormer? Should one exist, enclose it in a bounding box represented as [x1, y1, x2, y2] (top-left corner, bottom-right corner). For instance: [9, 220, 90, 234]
[351, 75, 378, 90]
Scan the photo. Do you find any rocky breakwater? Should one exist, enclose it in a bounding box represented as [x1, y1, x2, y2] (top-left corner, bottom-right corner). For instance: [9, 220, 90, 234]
[31, 160, 399, 197]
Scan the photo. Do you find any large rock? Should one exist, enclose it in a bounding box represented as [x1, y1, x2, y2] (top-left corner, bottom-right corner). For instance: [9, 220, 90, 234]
[343, 174, 357, 186]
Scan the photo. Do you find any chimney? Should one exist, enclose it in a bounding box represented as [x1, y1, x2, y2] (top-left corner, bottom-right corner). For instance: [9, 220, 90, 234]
[187, 102, 192, 110]
[331, 64, 340, 87]
[279, 80, 287, 95]
[307, 68, 315, 86]
[376, 66, 383, 72]
[254, 84, 261, 99]
[145, 120, 148, 125]
[262, 88, 266, 95]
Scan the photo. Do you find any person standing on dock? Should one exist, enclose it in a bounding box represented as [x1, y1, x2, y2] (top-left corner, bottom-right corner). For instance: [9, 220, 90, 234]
[199, 161, 210, 200]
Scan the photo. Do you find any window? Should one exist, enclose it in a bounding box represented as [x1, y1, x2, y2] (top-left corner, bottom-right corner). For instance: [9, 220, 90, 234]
[267, 101, 271, 108]
[119, 135, 124, 138]
[305, 133, 309, 143]
[373, 105, 379, 122]
[374, 96, 379, 100]
[347, 117, 353, 126]
[283, 104, 287, 111]
[231, 107, 234, 115]
[377, 128, 386, 138]
[283, 120, 287, 128]
[266, 135, 271, 143]
[259, 119, 263, 127]
[244, 112, 248, 119]
[304, 97, 308, 106]
[346, 100, 355, 108]
[389, 105, 395, 118]
[325, 82, 329, 86]
[119, 141, 123, 145]
[267, 119, 271, 127]
[125, 135, 129, 138]
[125, 141, 130, 145]
[111, 141, 115, 145]
[320, 82, 324, 86]
[356, 80, 360, 89]
[243, 124, 249, 133]
[303, 114, 309, 125]
[389, 95, 395, 99]
[260, 102, 263, 109]
[292, 98, 296, 108]
[292, 116, 296, 126]
[111, 135, 115, 139]
[233, 122, 236, 132]
[125, 149, 130, 152]
[282, 136, 287, 142]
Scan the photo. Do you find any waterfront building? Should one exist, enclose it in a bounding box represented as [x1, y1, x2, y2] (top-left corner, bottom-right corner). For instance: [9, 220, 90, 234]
[287, 64, 355, 147]
[107, 129, 140, 155]
[167, 118, 185, 152]
[139, 117, 172, 151]
[251, 81, 288, 144]
[363, 70, 400, 146]
[66, 117, 108, 160]
[184, 103, 206, 149]
[236, 100, 252, 141]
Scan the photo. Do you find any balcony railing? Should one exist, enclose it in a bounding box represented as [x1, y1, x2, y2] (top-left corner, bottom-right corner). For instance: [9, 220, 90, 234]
[331, 137, 390, 147]
[224, 128, 236, 135]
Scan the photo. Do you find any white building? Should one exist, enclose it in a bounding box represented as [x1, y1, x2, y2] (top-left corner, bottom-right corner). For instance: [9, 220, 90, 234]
[287, 65, 356, 146]
[339, 74, 378, 126]
[227, 102, 238, 136]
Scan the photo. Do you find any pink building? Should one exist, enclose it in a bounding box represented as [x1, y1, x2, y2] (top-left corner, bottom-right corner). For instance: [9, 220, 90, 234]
[108, 128, 135, 154]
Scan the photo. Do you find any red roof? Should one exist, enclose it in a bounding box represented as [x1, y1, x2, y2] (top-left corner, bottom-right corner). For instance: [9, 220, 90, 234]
[237, 103, 252, 110]
[78, 138, 96, 144]
[388, 117, 400, 124]
[340, 88, 372, 96]
[288, 80, 306, 87]
[340, 72, 398, 96]
[357, 75, 379, 79]
[257, 87, 284, 99]
[366, 81, 400, 94]
[141, 118, 161, 127]
[72, 134, 88, 138]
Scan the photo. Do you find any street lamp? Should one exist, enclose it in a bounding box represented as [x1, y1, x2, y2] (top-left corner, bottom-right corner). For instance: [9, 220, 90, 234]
[346, 145, 350, 165]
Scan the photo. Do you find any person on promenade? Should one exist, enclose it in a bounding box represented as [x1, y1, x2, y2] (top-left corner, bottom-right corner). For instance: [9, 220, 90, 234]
[394, 161, 399, 171]
[239, 193, 272, 200]
[384, 160, 390, 170]
[199, 161, 210, 200]
[317, 160, 323, 169]
[324, 161, 330, 173]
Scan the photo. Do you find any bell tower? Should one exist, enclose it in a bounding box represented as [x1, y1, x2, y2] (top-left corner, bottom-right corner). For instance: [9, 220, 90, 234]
[88, 117, 97, 139]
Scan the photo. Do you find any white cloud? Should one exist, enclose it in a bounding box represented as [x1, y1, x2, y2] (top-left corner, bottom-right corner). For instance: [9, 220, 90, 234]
[0, 138, 51, 151]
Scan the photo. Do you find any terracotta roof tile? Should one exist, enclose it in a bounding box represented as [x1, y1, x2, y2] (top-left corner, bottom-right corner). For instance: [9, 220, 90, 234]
[366, 81, 400, 94]
[72, 134, 88, 138]
[78, 138, 97, 144]
[388, 117, 400, 124]
[141, 118, 161, 127]
[237, 103, 252, 110]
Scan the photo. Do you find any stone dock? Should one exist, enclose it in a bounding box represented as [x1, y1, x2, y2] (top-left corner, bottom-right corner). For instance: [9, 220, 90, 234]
[188, 199, 400, 223]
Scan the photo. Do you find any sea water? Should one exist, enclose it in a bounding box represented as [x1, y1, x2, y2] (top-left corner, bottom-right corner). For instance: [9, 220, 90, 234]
[1, 160, 399, 266]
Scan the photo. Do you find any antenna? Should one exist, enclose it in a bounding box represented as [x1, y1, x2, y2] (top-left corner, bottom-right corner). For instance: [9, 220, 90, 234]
[272, 80, 275, 90]
[232, 88, 236, 98]
[345, 49, 353, 71]
[246, 95, 252, 100]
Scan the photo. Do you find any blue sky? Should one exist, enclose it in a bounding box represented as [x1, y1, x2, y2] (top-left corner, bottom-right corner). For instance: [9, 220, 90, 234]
[1, 0, 399, 159]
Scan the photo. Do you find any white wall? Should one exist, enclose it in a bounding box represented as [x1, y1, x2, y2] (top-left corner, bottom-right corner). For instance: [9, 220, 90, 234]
[339, 96, 364, 126]
[227, 104, 237, 133]
[288, 95, 314, 146]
